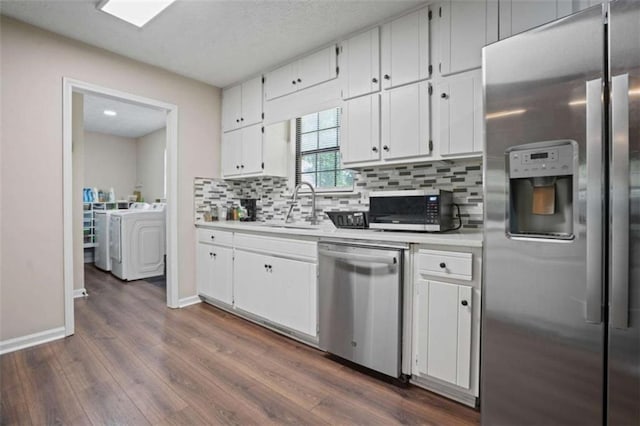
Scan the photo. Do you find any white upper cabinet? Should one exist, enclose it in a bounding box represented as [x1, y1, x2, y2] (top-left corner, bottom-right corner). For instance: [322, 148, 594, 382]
[263, 62, 297, 101]
[222, 124, 263, 177]
[240, 77, 263, 127]
[381, 7, 430, 90]
[342, 27, 381, 100]
[264, 45, 338, 101]
[381, 80, 431, 161]
[341, 93, 381, 164]
[222, 76, 263, 132]
[498, 0, 599, 39]
[434, 69, 483, 157]
[221, 122, 288, 179]
[435, 0, 498, 76]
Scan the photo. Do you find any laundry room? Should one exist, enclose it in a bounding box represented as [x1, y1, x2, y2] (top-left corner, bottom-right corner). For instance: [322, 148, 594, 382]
[75, 92, 168, 296]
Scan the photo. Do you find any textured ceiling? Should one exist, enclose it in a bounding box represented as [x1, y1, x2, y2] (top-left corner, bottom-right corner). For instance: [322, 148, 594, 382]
[0, 0, 424, 88]
[83, 93, 166, 138]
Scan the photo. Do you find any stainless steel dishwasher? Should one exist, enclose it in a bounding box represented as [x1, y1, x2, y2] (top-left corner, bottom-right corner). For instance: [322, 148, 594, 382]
[318, 240, 405, 378]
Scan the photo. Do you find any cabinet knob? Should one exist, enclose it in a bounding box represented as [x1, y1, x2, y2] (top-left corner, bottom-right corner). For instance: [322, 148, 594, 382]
[236, 119, 240, 123]
[236, 165, 240, 169]
[441, 93, 448, 99]
[383, 145, 389, 152]
[210, 235, 215, 240]
[461, 300, 468, 306]
[372, 146, 378, 152]
[292, 80, 296, 85]
[372, 77, 378, 83]
[439, 262, 446, 268]
[383, 74, 390, 80]
[297, 78, 302, 83]
[241, 164, 244, 168]
[240, 117, 244, 121]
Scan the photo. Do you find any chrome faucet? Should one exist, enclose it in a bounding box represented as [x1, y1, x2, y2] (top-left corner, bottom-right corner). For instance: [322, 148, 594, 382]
[285, 182, 318, 224]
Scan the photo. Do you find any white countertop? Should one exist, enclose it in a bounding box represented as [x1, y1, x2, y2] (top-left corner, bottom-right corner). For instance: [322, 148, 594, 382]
[195, 221, 483, 247]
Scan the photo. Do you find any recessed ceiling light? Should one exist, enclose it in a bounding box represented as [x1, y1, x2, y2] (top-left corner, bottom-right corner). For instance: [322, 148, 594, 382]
[98, 0, 177, 28]
[104, 110, 117, 116]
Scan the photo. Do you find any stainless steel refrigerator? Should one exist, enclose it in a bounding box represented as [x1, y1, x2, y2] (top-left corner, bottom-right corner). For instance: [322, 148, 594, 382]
[482, 1, 639, 424]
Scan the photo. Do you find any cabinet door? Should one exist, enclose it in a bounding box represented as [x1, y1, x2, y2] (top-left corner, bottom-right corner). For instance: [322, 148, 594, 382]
[438, 0, 497, 76]
[343, 27, 380, 99]
[241, 76, 263, 127]
[381, 80, 431, 160]
[499, 0, 575, 39]
[240, 124, 263, 174]
[222, 84, 242, 132]
[436, 69, 482, 156]
[264, 62, 297, 101]
[197, 244, 233, 305]
[196, 243, 214, 298]
[221, 130, 242, 177]
[415, 279, 472, 389]
[381, 8, 430, 89]
[297, 45, 338, 90]
[233, 250, 272, 319]
[271, 257, 317, 336]
[342, 93, 380, 164]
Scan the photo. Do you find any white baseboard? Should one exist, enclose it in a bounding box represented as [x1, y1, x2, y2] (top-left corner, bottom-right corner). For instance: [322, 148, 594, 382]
[0, 326, 66, 355]
[74, 288, 88, 298]
[178, 295, 202, 308]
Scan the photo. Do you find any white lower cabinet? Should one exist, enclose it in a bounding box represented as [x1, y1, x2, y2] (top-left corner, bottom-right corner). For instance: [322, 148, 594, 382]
[414, 279, 472, 389]
[233, 250, 273, 319]
[197, 231, 318, 339]
[411, 246, 481, 407]
[196, 239, 233, 305]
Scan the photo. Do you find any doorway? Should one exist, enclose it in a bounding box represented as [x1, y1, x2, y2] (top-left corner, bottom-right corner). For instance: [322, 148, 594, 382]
[62, 78, 179, 336]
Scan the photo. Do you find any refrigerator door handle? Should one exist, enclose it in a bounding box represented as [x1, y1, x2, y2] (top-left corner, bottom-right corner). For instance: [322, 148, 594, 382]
[586, 78, 603, 324]
[610, 73, 630, 329]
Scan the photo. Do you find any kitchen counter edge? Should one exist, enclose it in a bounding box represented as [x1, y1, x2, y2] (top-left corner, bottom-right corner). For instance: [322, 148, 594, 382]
[195, 222, 483, 248]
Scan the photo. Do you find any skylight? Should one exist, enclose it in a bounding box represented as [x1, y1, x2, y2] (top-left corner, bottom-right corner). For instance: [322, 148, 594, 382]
[98, 0, 177, 28]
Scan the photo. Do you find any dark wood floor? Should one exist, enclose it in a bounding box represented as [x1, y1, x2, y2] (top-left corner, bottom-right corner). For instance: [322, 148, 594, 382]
[0, 265, 480, 425]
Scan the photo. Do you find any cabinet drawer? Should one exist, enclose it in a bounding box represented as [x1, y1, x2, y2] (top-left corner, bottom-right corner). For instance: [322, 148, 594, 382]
[197, 228, 233, 246]
[418, 249, 472, 281]
[234, 233, 317, 262]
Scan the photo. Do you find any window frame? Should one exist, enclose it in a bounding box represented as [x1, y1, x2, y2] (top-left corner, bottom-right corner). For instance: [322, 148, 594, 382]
[294, 107, 354, 193]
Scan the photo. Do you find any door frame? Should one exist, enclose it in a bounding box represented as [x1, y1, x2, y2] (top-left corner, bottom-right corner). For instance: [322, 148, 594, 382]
[62, 77, 180, 336]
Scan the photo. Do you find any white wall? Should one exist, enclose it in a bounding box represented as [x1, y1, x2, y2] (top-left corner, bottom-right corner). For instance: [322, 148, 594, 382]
[136, 128, 166, 202]
[84, 131, 138, 201]
[1, 17, 220, 342]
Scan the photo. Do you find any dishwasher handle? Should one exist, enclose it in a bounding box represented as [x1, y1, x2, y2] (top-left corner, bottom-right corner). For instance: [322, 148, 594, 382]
[319, 248, 397, 265]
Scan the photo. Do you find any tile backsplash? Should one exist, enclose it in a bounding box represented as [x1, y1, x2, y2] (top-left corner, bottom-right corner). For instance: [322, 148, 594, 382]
[194, 158, 483, 229]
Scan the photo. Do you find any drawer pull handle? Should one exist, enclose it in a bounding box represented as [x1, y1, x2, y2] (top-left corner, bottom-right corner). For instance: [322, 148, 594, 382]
[461, 300, 468, 306]
[439, 262, 446, 268]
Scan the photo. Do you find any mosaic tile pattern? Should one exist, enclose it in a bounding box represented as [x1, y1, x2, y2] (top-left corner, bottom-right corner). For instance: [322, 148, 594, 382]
[195, 158, 484, 229]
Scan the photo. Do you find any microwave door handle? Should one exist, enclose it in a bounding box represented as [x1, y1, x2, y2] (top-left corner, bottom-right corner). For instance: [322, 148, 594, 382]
[586, 78, 603, 324]
[319, 249, 397, 265]
[610, 74, 630, 329]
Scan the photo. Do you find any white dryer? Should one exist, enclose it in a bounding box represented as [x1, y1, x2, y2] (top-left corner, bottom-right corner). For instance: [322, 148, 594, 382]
[94, 203, 150, 271]
[109, 203, 165, 281]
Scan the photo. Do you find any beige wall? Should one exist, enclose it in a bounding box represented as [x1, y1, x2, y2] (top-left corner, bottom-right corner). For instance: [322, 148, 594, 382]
[0, 17, 220, 341]
[136, 128, 166, 202]
[84, 131, 138, 201]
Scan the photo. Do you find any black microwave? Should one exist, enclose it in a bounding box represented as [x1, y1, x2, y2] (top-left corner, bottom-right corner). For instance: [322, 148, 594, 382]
[368, 190, 455, 232]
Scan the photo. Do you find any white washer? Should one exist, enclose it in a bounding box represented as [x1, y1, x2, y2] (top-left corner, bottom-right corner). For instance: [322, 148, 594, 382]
[94, 203, 150, 271]
[110, 203, 165, 281]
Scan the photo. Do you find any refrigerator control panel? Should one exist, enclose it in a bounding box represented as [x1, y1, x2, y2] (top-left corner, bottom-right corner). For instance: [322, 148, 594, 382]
[508, 141, 575, 179]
